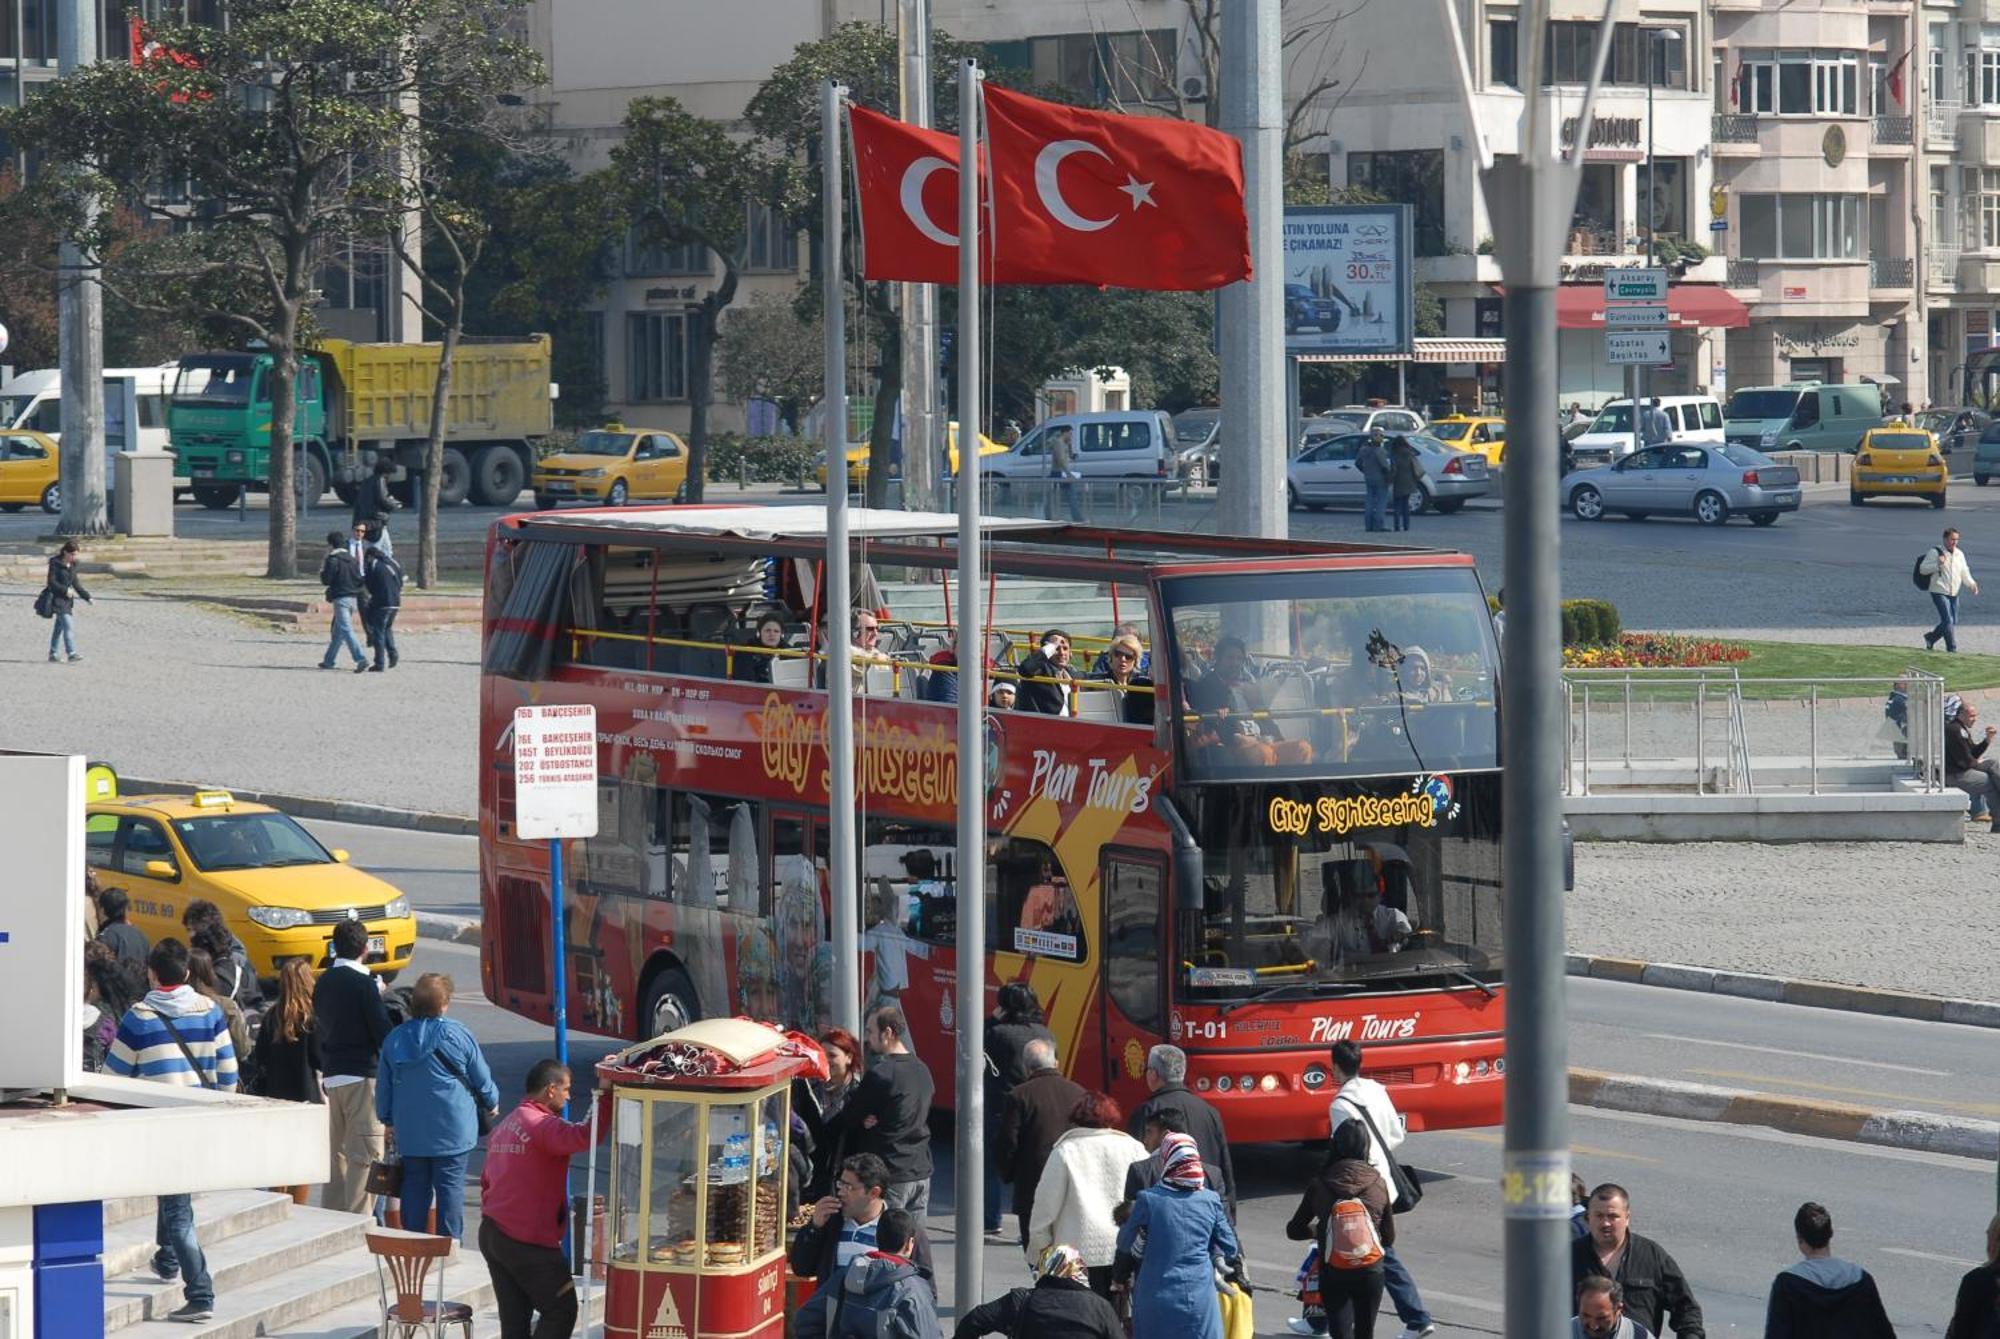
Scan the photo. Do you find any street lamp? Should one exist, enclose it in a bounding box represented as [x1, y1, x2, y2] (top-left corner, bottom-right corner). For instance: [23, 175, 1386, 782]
[1639, 25, 1685, 419]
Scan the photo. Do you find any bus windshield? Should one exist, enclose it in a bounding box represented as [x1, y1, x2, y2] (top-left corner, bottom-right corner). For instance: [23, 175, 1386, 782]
[1175, 773, 1502, 1002]
[1725, 390, 1802, 421]
[1164, 565, 1499, 783]
[173, 357, 256, 406]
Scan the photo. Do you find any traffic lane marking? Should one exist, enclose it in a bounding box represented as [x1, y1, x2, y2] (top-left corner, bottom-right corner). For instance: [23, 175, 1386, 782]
[1689, 1068, 2000, 1117]
[1440, 1128, 1660, 1166]
[1576, 1105, 1995, 1172]
[1883, 1246, 1982, 1267]
[1638, 1033, 1953, 1077]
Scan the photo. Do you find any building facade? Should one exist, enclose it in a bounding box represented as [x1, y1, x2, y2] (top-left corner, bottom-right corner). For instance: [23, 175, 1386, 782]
[1919, 0, 2000, 407]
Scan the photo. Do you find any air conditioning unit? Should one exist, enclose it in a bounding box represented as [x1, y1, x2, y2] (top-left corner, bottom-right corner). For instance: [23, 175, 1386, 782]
[1180, 73, 1210, 102]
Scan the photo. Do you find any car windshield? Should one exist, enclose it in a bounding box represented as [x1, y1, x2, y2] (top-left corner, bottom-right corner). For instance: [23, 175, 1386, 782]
[1718, 444, 1771, 467]
[1172, 772, 1502, 1002]
[1917, 412, 1957, 432]
[171, 812, 331, 872]
[571, 431, 637, 457]
[1590, 405, 1633, 433]
[1869, 432, 1931, 453]
[1427, 420, 1473, 440]
[172, 357, 255, 406]
[1725, 390, 1803, 420]
[1318, 412, 1368, 431]
[1174, 412, 1219, 445]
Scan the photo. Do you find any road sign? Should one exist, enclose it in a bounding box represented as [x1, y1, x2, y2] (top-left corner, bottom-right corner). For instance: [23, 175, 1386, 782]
[1603, 303, 1669, 330]
[513, 703, 600, 840]
[1605, 331, 1672, 365]
[1603, 267, 1668, 302]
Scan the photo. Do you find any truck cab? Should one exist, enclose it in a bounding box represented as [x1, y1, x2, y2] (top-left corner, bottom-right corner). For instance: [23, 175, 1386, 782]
[170, 353, 327, 509]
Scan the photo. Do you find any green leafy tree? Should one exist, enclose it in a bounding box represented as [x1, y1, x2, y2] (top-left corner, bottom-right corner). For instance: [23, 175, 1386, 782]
[1, 0, 536, 579]
[717, 293, 822, 434]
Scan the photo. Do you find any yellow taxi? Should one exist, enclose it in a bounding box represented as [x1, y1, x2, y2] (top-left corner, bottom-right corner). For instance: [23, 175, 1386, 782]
[1426, 415, 1508, 466]
[1852, 423, 1948, 508]
[533, 425, 690, 509]
[0, 428, 62, 514]
[86, 789, 417, 982]
[817, 421, 1007, 490]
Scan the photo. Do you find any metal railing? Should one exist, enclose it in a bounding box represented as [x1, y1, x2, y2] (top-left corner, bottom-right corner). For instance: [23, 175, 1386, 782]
[1929, 244, 1963, 286]
[945, 474, 1179, 526]
[1725, 257, 1759, 288]
[1871, 255, 1915, 288]
[1713, 114, 1761, 143]
[1872, 114, 1914, 146]
[1561, 670, 1947, 797]
[1925, 101, 1963, 149]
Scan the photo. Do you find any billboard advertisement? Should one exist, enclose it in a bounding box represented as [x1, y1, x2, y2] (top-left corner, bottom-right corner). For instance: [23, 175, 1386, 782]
[1282, 204, 1414, 358]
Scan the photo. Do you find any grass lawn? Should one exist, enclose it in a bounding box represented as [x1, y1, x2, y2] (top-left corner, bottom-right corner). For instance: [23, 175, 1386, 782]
[1566, 638, 2000, 698]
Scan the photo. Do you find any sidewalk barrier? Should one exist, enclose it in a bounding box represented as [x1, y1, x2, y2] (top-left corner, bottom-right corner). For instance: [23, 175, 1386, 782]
[944, 475, 1180, 526]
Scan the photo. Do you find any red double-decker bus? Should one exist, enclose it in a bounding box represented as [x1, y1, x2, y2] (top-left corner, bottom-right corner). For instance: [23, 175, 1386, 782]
[478, 506, 1507, 1139]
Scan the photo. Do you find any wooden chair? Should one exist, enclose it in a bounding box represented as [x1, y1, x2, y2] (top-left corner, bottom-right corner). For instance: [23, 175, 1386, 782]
[365, 1228, 473, 1339]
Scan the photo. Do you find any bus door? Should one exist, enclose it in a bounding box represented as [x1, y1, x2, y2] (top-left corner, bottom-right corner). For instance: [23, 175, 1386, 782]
[1099, 847, 1167, 1091]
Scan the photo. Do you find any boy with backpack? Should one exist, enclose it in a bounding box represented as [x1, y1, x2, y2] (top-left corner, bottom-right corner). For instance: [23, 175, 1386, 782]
[1285, 1119, 1394, 1339]
[794, 1208, 940, 1339]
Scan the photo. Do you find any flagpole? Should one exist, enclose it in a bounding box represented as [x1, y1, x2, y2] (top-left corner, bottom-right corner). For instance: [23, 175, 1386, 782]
[822, 78, 861, 1041]
[952, 53, 988, 1318]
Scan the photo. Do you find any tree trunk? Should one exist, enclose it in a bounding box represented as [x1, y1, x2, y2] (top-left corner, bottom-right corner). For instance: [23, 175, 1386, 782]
[865, 294, 902, 509]
[686, 303, 716, 504]
[266, 341, 300, 579]
[419, 317, 459, 588]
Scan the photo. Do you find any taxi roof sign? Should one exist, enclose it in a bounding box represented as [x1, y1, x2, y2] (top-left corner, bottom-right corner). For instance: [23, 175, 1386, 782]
[190, 789, 236, 808]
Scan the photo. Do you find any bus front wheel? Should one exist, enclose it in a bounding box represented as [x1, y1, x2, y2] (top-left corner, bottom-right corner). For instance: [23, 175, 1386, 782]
[640, 963, 701, 1040]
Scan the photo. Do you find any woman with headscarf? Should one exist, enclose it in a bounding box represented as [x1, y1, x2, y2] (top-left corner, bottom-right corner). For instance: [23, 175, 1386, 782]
[1396, 645, 1447, 703]
[952, 1244, 1125, 1339]
[1285, 1119, 1394, 1339]
[1112, 1133, 1241, 1339]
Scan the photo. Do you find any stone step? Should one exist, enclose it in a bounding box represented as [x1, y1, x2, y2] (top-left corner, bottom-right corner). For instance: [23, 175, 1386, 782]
[104, 1202, 371, 1331]
[123, 1243, 503, 1339]
[102, 1190, 295, 1280]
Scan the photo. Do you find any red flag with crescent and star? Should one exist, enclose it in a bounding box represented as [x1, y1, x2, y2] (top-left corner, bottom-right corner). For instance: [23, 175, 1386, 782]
[981, 84, 1248, 291]
[849, 104, 966, 284]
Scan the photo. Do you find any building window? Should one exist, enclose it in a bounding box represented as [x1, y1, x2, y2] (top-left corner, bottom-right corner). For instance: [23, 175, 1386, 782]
[1980, 42, 2000, 106]
[1869, 54, 1888, 115]
[1737, 194, 1864, 259]
[1346, 149, 1447, 256]
[990, 29, 1177, 105]
[744, 202, 798, 274]
[1543, 22, 1686, 88]
[1977, 169, 2000, 250]
[586, 312, 606, 387]
[625, 228, 710, 278]
[1490, 18, 1518, 88]
[627, 312, 690, 403]
[1933, 166, 1954, 247]
[1931, 25, 1951, 102]
[1736, 50, 1860, 115]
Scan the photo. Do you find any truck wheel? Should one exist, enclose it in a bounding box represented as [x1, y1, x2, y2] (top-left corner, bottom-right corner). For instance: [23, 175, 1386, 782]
[469, 445, 527, 507]
[438, 448, 472, 507]
[194, 484, 242, 510]
[300, 452, 327, 505]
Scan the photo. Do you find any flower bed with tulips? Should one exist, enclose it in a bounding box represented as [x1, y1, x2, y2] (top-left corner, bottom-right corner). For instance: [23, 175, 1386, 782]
[1563, 632, 1753, 670]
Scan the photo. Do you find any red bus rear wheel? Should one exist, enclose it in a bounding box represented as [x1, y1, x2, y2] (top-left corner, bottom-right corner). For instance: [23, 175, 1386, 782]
[639, 962, 700, 1040]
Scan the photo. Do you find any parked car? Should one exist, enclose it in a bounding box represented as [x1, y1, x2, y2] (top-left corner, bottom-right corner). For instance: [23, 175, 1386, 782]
[1850, 424, 1947, 508]
[1974, 421, 2000, 486]
[1286, 431, 1492, 513]
[0, 428, 62, 513]
[1919, 407, 1991, 459]
[1425, 414, 1508, 466]
[1563, 442, 1802, 526]
[1722, 383, 1882, 453]
[1311, 405, 1428, 439]
[984, 410, 1174, 481]
[1172, 407, 1221, 482]
[1567, 395, 1725, 467]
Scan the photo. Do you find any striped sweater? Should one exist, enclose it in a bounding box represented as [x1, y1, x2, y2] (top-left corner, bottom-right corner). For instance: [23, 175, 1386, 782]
[105, 986, 240, 1092]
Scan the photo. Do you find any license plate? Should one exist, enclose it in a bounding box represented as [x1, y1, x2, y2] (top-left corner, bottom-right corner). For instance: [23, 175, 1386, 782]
[368, 935, 386, 958]
[1772, 492, 1799, 504]
[191, 465, 215, 477]
[541, 482, 572, 494]
[1886, 475, 1917, 484]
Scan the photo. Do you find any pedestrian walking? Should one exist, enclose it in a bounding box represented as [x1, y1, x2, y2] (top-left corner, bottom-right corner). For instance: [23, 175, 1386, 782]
[1946, 1214, 2000, 1339]
[313, 919, 391, 1214]
[1047, 426, 1084, 523]
[1388, 436, 1425, 532]
[1921, 528, 1979, 653]
[1122, 1110, 1226, 1225]
[1326, 1040, 1435, 1339]
[1287, 1119, 1394, 1339]
[1573, 1184, 1705, 1339]
[1128, 1044, 1237, 1217]
[318, 529, 368, 670]
[995, 1038, 1087, 1248]
[954, 1244, 1124, 1339]
[1356, 429, 1391, 532]
[846, 1005, 936, 1214]
[1762, 1202, 1893, 1339]
[362, 546, 404, 672]
[798, 1026, 865, 1202]
[478, 1060, 600, 1339]
[376, 973, 498, 1240]
[1111, 1134, 1241, 1339]
[794, 1208, 942, 1339]
[41, 539, 91, 663]
[1641, 399, 1673, 447]
[249, 960, 323, 1205]
[985, 982, 1056, 1234]
[1575, 1279, 1655, 1339]
[105, 938, 238, 1324]
[1027, 1093, 1149, 1294]
[96, 885, 149, 973]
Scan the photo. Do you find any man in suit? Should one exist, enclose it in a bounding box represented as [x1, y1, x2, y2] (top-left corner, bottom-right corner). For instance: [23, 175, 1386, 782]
[1126, 1043, 1235, 1218]
[995, 1039, 1087, 1245]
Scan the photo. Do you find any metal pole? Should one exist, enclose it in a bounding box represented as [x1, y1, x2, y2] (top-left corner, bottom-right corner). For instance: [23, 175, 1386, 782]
[1810, 684, 1820, 794]
[1580, 684, 1591, 795]
[899, 0, 938, 512]
[551, 838, 568, 1112]
[1696, 681, 1706, 794]
[1216, 0, 1285, 542]
[822, 80, 861, 1040]
[1639, 55, 1653, 413]
[57, 0, 107, 536]
[952, 56, 987, 1312]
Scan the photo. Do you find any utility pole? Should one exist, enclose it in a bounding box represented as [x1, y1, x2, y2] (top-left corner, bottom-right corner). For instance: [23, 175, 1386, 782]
[57, 0, 108, 537]
[1215, 0, 1285, 542]
[899, 0, 939, 512]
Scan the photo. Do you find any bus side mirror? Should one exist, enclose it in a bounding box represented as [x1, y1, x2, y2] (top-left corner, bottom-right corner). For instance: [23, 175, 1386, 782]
[1159, 796, 1205, 910]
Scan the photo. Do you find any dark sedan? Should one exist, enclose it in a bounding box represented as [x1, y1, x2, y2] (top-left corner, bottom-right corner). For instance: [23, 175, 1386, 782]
[1563, 442, 1802, 526]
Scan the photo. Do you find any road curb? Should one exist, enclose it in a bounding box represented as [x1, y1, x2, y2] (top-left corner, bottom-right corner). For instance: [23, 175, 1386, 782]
[119, 775, 477, 838]
[416, 912, 482, 946]
[1569, 1067, 2000, 1161]
[1565, 951, 2000, 1029]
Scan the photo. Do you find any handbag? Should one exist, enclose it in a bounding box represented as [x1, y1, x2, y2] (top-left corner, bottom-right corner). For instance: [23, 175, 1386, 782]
[440, 1038, 499, 1137]
[366, 1153, 404, 1197]
[1350, 1102, 1423, 1214]
[32, 587, 54, 619]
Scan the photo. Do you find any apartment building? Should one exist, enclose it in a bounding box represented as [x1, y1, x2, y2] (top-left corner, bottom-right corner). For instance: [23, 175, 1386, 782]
[1918, 1, 2000, 406]
[1711, 0, 1923, 402]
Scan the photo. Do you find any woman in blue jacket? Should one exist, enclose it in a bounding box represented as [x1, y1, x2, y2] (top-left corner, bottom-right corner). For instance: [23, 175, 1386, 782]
[376, 973, 499, 1239]
[1112, 1133, 1240, 1339]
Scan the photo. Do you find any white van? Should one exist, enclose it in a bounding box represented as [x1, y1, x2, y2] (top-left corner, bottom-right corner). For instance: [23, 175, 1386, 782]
[983, 410, 1174, 480]
[1569, 394, 1724, 467]
[0, 365, 179, 452]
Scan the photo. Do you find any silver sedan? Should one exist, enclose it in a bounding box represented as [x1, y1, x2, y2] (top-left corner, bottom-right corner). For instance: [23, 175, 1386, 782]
[1563, 442, 1802, 526]
[1286, 432, 1492, 514]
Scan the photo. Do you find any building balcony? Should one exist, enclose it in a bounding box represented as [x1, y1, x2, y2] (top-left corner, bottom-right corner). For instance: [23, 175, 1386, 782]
[1928, 102, 1964, 151]
[1870, 255, 1915, 290]
[1726, 258, 1760, 289]
[1872, 115, 1914, 147]
[1713, 113, 1761, 146]
[1928, 246, 1962, 289]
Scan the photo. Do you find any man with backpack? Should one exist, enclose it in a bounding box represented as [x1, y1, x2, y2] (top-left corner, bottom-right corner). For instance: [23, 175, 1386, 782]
[362, 546, 404, 672]
[1920, 527, 1979, 653]
[793, 1208, 940, 1339]
[1327, 1041, 1435, 1339]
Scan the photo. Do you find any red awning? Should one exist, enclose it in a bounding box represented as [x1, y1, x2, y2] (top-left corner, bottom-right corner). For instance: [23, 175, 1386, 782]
[1551, 285, 1751, 331]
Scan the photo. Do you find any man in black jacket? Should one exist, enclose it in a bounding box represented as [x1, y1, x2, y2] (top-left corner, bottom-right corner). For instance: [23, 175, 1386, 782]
[44, 540, 91, 663]
[847, 1006, 936, 1214]
[1572, 1184, 1705, 1339]
[1762, 1202, 1893, 1339]
[362, 548, 404, 673]
[1126, 1043, 1236, 1218]
[1013, 629, 1074, 715]
[789, 1154, 934, 1291]
[313, 920, 391, 1213]
[994, 1039, 1086, 1245]
[1947, 701, 2000, 832]
[317, 530, 368, 671]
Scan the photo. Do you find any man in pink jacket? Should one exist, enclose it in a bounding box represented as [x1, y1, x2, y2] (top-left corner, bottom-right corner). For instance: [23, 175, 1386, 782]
[478, 1060, 602, 1339]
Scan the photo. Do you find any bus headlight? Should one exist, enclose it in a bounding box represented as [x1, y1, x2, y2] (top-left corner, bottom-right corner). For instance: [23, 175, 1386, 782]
[1258, 1074, 1281, 1094]
[1214, 1076, 1232, 1093]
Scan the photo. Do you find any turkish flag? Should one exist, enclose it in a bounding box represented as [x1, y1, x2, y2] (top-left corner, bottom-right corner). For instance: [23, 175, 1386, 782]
[982, 85, 1249, 291]
[850, 104, 968, 284]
